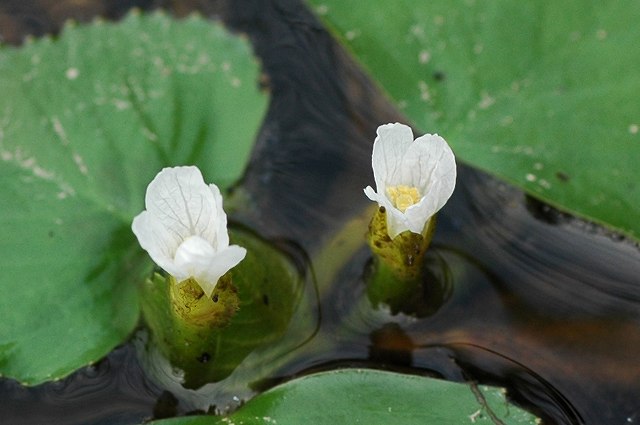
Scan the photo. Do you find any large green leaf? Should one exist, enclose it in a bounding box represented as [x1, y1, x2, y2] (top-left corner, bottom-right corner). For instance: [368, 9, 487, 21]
[151, 369, 539, 424]
[308, 0, 640, 239]
[0, 12, 267, 385]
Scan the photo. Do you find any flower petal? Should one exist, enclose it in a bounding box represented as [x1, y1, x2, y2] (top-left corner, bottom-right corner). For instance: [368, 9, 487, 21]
[364, 123, 457, 238]
[194, 245, 247, 297]
[132, 210, 184, 277]
[411, 133, 456, 196]
[173, 235, 218, 281]
[144, 166, 221, 248]
[384, 207, 411, 238]
[363, 185, 380, 203]
[397, 134, 456, 236]
[371, 123, 414, 193]
[208, 183, 229, 251]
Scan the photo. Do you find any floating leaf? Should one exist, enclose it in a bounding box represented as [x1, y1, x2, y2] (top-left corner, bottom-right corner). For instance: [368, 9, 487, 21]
[151, 369, 539, 424]
[0, 11, 267, 385]
[308, 0, 640, 240]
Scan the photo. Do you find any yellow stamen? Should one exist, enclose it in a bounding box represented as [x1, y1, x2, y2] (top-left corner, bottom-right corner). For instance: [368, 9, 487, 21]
[386, 185, 421, 212]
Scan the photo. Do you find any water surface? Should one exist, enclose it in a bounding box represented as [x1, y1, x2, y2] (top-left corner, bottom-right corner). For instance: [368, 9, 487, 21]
[1, 1, 639, 424]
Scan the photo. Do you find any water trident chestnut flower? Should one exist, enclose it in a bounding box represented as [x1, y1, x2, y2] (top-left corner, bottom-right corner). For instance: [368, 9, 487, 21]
[364, 123, 456, 238]
[132, 166, 246, 297]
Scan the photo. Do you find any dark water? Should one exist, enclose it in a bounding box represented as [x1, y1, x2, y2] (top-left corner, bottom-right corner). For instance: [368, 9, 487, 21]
[1, 1, 640, 424]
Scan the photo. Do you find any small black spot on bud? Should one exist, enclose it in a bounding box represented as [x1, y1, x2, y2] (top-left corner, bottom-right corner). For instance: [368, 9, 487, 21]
[379, 206, 386, 213]
[212, 294, 219, 303]
[263, 294, 269, 306]
[197, 352, 210, 363]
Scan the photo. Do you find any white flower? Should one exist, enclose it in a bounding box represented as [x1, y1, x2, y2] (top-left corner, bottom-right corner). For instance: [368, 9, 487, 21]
[132, 166, 246, 297]
[364, 123, 456, 238]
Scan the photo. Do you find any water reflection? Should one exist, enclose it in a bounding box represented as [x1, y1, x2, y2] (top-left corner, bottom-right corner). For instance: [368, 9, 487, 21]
[1, 1, 639, 424]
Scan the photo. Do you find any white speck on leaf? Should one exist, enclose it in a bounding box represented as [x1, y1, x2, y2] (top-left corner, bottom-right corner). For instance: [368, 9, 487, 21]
[65, 67, 79, 80]
[418, 50, 431, 64]
[478, 92, 495, 109]
[469, 409, 482, 422]
[500, 116, 513, 126]
[629, 124, 639, 134]
[72, 152, 89, 175]
[51, 117, 70, 146]
[33, 165, 54, 180]
[410, 24, 425, 38]
[0, 142, 78, 200]
[196, 52, 211, 66]
[526, 173, 536, 182]
[142, 127, 158, 141]
[345, 29, 360, 40]
[418, 80, 431, 101]
[539, 179, 551, 189]
[113, 99, 131, 110]
[596, 29, 607, 40]
[315, 4, 329, 15]
[517, 146, 534, 156]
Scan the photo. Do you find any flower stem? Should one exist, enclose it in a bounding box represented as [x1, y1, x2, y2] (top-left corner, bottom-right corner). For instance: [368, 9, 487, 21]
[366, 206, 437, 314]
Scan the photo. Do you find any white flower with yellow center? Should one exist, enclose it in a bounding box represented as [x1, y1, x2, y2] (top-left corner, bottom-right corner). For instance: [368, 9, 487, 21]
[132, 166, 246, 297]
[364, 123, 457, 238]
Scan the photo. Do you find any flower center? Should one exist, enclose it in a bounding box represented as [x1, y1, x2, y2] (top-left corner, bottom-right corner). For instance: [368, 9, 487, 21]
[386, 185, 421, 212]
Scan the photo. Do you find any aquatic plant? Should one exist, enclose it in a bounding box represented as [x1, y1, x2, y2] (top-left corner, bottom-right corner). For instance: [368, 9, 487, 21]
[132, 166, 246, 298]
[364, 122, 456, 238]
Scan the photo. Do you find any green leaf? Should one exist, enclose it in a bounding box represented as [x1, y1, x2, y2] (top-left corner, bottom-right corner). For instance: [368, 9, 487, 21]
[150, 369, 539, 425]
[308, 0, 640, 240]
[0, 11, 267, 385]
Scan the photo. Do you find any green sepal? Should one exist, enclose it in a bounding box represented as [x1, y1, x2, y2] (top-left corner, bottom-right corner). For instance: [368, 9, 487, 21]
[169, 275, 239, 329]
[367, 206, 435, 280]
